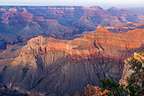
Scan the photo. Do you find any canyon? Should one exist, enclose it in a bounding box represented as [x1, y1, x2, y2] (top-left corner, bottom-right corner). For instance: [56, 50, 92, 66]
[0, 6, 144, 46]
[0, 27, 143, 95]
[0, 6, 143, 96]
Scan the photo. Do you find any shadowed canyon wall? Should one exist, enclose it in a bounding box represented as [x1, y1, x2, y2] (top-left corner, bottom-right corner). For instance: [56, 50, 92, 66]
[0, 27, 143, 95]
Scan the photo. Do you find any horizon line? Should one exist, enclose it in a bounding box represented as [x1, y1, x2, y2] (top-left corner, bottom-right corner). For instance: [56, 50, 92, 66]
[0, 4, 144, 9]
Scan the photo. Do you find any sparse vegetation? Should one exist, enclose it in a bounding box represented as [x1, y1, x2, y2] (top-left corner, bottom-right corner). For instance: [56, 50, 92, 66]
[84, 51, 144, 96]
[125, 51, 144, 96]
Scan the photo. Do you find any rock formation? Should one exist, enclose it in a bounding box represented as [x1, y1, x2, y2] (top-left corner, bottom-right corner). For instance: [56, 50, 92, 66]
[3, 27, 142, 95]
[0, 6, 143, 44]
[0, 6, 144, 95]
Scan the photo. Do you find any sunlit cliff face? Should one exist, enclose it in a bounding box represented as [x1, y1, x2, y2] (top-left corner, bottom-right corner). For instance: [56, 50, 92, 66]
[12, 27, 144, 67]
[1, 27, 140, 95]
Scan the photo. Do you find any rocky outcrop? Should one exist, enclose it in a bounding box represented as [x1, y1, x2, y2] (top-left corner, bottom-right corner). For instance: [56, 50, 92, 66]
[120, 51, 144, 85]
[3, 27, 142, 95]
[84, 84, 110, 96]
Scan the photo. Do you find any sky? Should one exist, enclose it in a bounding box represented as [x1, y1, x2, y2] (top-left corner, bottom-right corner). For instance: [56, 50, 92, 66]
[0, 0, 143, 8]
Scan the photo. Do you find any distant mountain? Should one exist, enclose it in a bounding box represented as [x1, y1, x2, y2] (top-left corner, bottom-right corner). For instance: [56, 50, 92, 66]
[0, 6, 143, 47]
[107, 7, 140, 22]
[127, 7, 144, 15]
